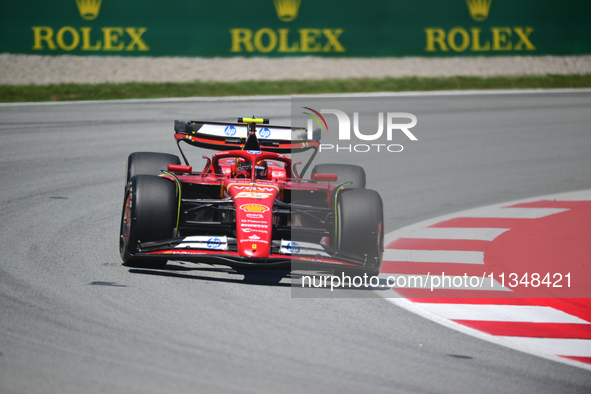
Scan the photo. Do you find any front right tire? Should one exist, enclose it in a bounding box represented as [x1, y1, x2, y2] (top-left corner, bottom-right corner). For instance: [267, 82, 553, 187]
[335, 188, 384, 276]
[126, 152, 181, 184]
[120, 175, 177, 268]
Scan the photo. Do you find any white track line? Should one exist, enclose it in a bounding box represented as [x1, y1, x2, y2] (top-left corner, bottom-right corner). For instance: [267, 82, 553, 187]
[499, 338, 591, 358]
[459, 207, 568, 219]
[2, 88, 590, 107]
[384, 249, 484, 264]
[401, 227, 509, 241]
[415, 304, 590, 324]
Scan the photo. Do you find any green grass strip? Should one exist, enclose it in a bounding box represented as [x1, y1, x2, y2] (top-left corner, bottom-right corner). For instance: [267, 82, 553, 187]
[1, 74, 590, 103]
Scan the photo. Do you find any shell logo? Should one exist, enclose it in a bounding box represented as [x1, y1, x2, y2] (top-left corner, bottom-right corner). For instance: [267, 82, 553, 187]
[239, 204, 269, 213]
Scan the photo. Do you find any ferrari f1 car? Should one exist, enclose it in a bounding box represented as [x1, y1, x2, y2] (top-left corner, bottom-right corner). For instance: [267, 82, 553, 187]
[119, 117, 384, 276]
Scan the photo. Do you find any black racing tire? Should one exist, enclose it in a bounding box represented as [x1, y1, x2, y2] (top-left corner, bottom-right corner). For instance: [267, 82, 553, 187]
[120, 175, 177, 268]
[126, 152, 181, 184]
[311, 163, 366, 189]
[336, 188, 384, 277]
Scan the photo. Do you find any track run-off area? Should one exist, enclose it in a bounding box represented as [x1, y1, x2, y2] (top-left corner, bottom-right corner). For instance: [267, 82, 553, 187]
[1, 89, 590, 393]
[382, 189, 591, 371]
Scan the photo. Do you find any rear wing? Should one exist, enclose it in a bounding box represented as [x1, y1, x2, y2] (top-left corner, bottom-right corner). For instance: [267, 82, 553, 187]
[174, 120, 320, 153]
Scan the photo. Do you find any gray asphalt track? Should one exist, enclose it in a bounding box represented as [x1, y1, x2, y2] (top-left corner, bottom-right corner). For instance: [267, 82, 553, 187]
[1, 91, 591, 393]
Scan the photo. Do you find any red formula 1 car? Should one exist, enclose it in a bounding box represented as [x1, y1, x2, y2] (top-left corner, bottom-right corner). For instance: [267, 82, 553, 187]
[119, 117, 383, 276]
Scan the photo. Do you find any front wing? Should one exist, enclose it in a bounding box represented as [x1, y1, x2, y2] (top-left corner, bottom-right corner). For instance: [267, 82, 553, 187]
[132, 236, 377, 273]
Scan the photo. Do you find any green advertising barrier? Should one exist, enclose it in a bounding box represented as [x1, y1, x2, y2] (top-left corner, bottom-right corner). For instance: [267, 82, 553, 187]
[1, 0, 590, 57]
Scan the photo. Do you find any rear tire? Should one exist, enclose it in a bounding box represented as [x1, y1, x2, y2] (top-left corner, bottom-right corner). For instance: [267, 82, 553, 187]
[336, 188, 383, 276]
[120, 175, 177, 268]
[312, 163, 366, 189]
[126, 152, 181, 184]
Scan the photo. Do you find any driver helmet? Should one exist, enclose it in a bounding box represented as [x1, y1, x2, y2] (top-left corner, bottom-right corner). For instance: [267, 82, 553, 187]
[233, 158, 252, 178]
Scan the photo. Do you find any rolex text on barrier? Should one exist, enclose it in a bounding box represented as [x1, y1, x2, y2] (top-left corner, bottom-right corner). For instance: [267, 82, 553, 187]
[0, 0, 588, 57]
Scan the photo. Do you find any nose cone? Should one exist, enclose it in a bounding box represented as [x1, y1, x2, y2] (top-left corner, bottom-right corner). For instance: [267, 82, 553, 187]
[227, 182, 278, 257]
